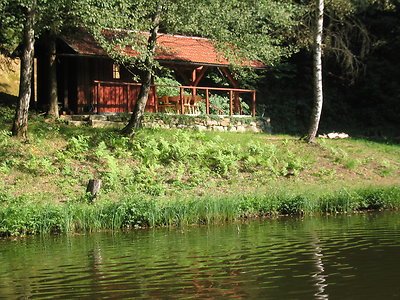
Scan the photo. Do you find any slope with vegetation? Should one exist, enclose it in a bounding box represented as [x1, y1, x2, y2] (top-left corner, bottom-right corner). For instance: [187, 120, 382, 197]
[0, 103, 399, 236]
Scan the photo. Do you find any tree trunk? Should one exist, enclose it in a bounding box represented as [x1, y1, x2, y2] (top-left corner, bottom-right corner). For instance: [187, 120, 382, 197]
[12, 2, 36, 139]
[86, 179, 102, 201]
[122, 4, 162, 137]
[306, 0, 324, 143]
[47, 36, 59, 118]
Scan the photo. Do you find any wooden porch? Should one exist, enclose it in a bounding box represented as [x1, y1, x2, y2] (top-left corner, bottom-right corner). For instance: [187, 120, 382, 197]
[92, 80, 257, 116]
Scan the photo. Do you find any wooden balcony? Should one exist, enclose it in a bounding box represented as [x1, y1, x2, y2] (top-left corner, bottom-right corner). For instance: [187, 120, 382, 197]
[93, 80, 257, 117]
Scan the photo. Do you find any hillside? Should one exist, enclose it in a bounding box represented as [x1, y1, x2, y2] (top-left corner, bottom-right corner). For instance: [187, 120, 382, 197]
[0, 55, 20, 96]
[0, 104, 399, 204]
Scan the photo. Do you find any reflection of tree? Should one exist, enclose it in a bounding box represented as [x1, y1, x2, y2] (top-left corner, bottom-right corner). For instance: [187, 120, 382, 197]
[312, 237, 328, 300]
[87, 243, 104, 295]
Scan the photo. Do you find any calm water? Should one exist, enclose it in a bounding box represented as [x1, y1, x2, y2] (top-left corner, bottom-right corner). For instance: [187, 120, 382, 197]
[1, 211, 400, 299]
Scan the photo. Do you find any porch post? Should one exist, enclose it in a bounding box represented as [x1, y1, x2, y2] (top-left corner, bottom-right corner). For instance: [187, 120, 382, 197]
[192, 69, 197, 96]
[205, 88, 210, 115]
[252, 91, 256, 117]
[229, 90, 233, 116]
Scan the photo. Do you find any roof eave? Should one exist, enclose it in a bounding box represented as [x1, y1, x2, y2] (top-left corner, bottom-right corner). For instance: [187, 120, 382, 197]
[56, 52, 266, 69]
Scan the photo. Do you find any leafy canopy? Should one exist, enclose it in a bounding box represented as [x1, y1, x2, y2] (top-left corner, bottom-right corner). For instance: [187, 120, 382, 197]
[77, 0, 301, 68]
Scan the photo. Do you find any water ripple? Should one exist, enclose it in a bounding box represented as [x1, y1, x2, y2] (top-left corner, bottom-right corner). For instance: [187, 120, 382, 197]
[1, 211, 400, 299]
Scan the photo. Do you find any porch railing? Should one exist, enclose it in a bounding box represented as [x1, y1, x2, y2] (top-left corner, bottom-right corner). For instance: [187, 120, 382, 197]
[93, 80, 257, 117]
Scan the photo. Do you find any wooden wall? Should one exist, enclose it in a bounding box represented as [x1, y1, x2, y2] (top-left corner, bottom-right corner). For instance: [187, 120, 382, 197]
[36, 54, 155, 114]
[93, 83, 156, 113]
[65, 56, 155, 114]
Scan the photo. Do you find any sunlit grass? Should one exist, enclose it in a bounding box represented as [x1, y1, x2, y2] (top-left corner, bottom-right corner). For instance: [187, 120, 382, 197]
[1, 186, 400, 236]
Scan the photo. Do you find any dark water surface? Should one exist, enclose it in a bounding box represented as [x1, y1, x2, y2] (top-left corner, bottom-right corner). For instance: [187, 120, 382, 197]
[1, 211, 400, 299]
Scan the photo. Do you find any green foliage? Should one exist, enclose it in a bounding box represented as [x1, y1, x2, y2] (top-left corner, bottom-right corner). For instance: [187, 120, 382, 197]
[2, 186, 399, 236]
[197, 95, 251, 116]
[154, 76, 182, 97]
[0, 106, 14, 123]
[66, 135, 90, 159]
[319, 190, 359, 213]
[78, 0, 301, 77]
[0, 0, 25, 55]
[199, 95, 230, 115]
[277, 194, 306, 215]
[20, 153, 57, 175]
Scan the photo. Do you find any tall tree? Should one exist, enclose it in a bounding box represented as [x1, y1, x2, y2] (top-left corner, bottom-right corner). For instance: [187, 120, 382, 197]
[46, 36, 59, 118]
[121, 3, 161, 134]
[12, 0, 36, 139]
[292, 0, 380, 140]
[1, 0, 82, 136]
[307, 0, 324, 143]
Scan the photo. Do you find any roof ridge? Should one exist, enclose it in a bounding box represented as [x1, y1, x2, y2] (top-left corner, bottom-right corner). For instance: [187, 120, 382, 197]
[104, 27, 211, 41]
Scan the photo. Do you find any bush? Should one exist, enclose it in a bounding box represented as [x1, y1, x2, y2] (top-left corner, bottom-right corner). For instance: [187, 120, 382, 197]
[154, 76, 183, 97]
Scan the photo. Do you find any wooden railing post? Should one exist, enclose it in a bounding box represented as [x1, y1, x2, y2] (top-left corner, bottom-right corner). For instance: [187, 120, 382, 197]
[229, 90, 233, 116]
[180, 87, 184, 114]
[98, 81, 102, 114]
[252, 91, 256, 117]
[205, 88, 209, 115]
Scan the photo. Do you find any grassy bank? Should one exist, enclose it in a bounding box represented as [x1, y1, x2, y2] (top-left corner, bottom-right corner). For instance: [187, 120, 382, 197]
[1, 104, 400, 236]
[1, 186, 400, 236]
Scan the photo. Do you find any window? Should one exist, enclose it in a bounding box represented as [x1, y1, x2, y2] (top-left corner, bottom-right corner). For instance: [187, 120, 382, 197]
[112, 63, 120, 79]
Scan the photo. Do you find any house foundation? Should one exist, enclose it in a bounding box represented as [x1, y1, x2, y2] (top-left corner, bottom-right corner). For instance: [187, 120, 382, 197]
[60, 114, 272, 133]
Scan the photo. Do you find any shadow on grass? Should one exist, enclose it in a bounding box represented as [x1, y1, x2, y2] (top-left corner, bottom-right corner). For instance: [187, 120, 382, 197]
[0, 92, 17, 107]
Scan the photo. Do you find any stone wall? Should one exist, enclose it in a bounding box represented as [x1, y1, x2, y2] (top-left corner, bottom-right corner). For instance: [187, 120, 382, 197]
[60, 113, 272, 133]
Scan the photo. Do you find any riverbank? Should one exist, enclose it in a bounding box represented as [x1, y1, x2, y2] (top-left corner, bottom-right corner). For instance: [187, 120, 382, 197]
[1, 105, 400, 236]
[1, 186, 400, 236]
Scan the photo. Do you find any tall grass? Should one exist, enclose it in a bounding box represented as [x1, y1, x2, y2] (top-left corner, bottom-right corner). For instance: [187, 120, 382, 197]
[1, 186, 399, 237]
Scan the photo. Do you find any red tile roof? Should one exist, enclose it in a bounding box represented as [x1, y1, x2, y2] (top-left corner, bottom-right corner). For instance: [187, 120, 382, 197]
[62, 30, 265, 68]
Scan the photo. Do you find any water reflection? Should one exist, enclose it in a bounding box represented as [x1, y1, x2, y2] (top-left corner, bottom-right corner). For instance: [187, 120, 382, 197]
[1, 211, 400, 299]
[312, 238, 328, 300]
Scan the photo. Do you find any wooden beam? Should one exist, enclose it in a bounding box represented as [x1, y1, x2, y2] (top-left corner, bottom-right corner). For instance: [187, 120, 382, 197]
[191, 68, 197, 84]
[174, 68, 191, 86]
[180, 87, 184, 114]
[193, 66, 209, 87]
[252, 91, 256, 117]
[191, 68, 197, 96]
[220, 67, 239, 88]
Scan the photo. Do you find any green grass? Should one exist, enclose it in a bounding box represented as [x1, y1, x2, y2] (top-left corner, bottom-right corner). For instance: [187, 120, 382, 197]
[1, 186, 399, 236]
[0, 105, 400, 236]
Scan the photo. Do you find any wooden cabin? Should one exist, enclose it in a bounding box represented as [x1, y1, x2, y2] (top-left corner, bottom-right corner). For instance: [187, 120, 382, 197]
[35, 29, 265, 116]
